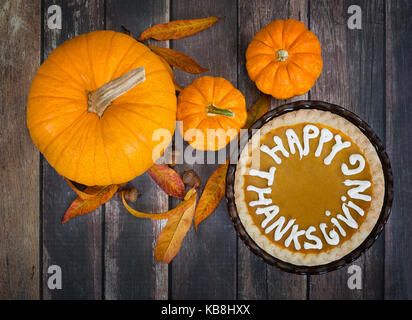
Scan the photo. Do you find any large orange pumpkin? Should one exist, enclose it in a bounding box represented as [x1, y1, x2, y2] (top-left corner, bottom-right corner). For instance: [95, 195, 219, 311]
[246, 19, 323, 100]
[177, 76, 247, 151]
[27, 31, 177, 186]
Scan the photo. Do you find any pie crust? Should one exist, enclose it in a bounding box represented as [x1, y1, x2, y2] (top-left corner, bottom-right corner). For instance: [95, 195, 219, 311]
[234, 109, 385, 266]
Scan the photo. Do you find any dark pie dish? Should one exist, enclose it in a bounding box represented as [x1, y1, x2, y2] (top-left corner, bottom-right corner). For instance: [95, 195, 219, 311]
[225, 100, 393, 275]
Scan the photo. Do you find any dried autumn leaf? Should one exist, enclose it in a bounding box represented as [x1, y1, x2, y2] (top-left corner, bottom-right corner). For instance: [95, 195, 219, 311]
[138, 17, 222, 41]
[149, 44, 208, 74]
[194, 161, 229, 230]
[62, 185, 119, 224]
[155, 188, 197, 263]
[120, 188, 194, 220]
[147, 164, 185, 198]
[243, 94, 271, 129]
[65, 179, 93, 199]
[158, 55, 183, 92]
[66, 178, 125, 200]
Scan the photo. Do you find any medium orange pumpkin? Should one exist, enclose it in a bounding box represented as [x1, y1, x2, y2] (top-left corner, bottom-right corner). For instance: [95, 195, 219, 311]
[177, 76, 247, 151]
[27, 31, 177, 186]
[246, 19, 323, 100]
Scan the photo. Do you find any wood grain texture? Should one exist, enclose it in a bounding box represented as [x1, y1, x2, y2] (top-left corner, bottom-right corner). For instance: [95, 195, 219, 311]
[308, 0, 385, 299]
[104, 0, 169, 300]
[2, 0, 410, 300]
[42, 0, 104, 299]
[170, 0, 238, 299]
[238, 0, 308, 300]
[385, 0, 412, 300]
[0, 0, 41, 300]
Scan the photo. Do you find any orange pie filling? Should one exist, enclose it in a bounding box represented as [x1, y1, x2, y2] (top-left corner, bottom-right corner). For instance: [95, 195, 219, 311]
[243, 123, 373, 254]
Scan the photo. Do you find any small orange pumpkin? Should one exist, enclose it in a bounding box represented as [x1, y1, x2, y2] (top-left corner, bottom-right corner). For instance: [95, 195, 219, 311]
[27, 31, 177, 186]
[246, 19, 323, 100]
[177, 76, 247, 151]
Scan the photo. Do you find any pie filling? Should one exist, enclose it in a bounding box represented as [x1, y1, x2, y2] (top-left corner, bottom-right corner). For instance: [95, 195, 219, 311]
[243, 122, 373, 254]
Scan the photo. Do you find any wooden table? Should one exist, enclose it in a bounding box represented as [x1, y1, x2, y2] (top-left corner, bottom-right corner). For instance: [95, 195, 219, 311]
[1, 0, 411, 300]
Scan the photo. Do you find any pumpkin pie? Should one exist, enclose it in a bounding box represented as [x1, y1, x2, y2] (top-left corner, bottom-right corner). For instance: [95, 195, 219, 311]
[234, 108, 385, 266]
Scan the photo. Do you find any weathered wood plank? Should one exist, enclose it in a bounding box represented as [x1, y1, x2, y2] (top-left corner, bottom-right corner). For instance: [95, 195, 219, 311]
[237, 0, 309, 300]
[104, 0, 169, 300]
[42, 0, 104, 299]
[0, 0, 41, 300]
[309, 0, 385, 299]
[170, 0, 238, 299]
[385, 0, 412, 300]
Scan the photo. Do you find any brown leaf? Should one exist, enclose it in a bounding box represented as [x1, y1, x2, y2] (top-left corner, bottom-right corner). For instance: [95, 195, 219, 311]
[138, 17, 222, 41]
[158, 55, 183, 92]
[62, 185, 119, 224]
[65, 178, 113, 200]
[155, 188, 197, 263]
[120, 188, 195, 220]
[194, 161, 229, 230]
[148, 164, 185, 198]
[149, 44, 208, 74]
[243, 94, 271, 129]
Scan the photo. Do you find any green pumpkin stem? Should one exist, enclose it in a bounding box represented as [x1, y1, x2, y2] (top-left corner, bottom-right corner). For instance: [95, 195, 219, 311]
[206, 104, 234, 117]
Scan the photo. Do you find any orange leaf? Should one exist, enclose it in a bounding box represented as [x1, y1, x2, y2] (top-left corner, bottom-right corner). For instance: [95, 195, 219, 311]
[243, 94, 271, 129]
[147, 164, 185, 198]
[65, 178, 109, 200]
[158, 55, 183, 92]
[62, 185, 119, 224]
[194, 161, 229, 230]
[155, 188, 197, 263]
[149, 44, 208, 74]
[66, 178, 125, 199]
[120, 188, 194, 220]
[138, 17, 222, 41]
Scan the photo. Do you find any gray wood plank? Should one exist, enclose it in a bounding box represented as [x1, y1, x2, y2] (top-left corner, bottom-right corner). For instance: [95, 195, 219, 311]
[42, 0, 104, 300]
[0, 0, 41, 300]
[104, 0, 169, 300]
[308, 0, 385, 299]
[170, 0, 238, 299]
[237, 0, 308, 300]
[384, 0, 412, 300]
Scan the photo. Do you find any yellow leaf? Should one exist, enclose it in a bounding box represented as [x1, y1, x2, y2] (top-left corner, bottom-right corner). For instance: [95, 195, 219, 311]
[120, 188, 195, 220]
[62, 184, 118, 224]
[138, 17, 222, 41]
[155, 188, 197, 263]
[149, 44, 208, 74]
[194, 161, 228, 230]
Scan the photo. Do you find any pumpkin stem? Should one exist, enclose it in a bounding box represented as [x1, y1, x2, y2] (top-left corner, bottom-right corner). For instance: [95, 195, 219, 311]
[87, 67, 146, 117]
[276, 49, 289, 62]
[206, 104, 234, 117]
